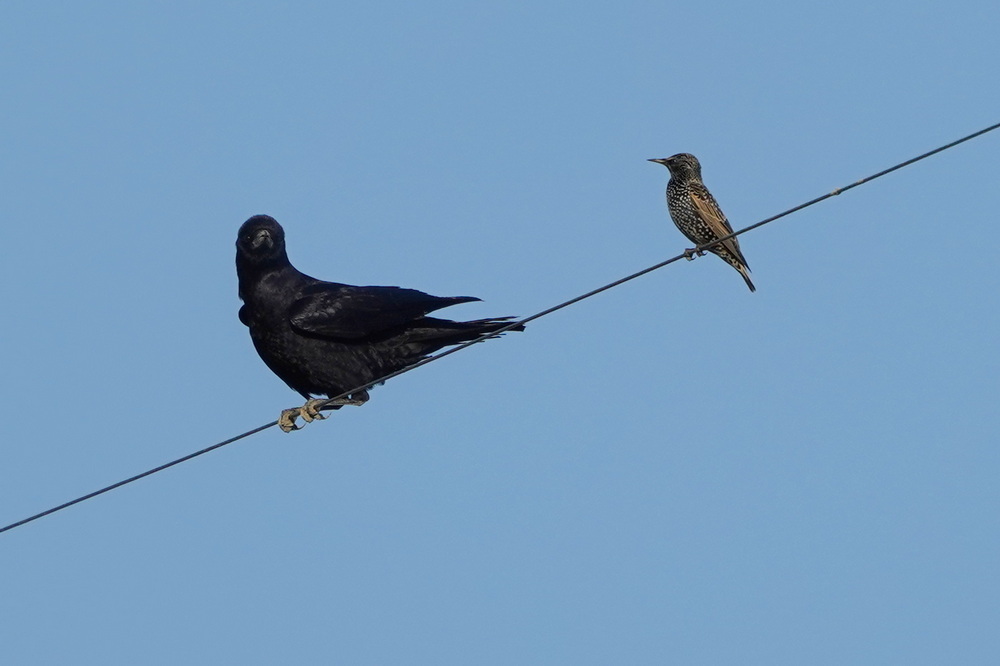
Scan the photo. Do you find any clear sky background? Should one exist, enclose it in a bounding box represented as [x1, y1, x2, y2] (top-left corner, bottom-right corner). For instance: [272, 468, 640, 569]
[2, 2, 999, 664]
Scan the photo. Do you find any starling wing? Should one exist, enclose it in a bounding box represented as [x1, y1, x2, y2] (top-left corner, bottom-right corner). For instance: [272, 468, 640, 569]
[687, 183, 750, 268]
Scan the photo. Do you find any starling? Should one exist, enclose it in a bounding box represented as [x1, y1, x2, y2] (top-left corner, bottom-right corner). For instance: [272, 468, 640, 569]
[648, 153, 755, 292]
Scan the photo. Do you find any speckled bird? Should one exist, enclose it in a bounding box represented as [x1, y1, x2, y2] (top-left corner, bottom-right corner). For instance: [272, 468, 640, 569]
[649, 153, 755, 292]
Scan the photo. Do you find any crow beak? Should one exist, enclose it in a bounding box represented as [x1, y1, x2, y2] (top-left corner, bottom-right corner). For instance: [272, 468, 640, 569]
[252, 229, 272, 249]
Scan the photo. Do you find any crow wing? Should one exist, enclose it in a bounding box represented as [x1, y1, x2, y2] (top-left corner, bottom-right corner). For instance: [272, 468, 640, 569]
[288, 282, 480, 339]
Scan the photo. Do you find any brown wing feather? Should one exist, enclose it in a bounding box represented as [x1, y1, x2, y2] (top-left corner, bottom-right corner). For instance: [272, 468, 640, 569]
[688, 185, 748, 265]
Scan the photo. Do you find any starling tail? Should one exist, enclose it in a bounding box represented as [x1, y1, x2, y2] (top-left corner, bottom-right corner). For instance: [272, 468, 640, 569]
[649, 153, 755, 292]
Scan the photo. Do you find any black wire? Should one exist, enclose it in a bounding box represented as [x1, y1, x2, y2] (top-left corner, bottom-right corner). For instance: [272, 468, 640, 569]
[2, 121, 997, 536]
[311, 119, 1000, 409]
[0, 422, 277, 535]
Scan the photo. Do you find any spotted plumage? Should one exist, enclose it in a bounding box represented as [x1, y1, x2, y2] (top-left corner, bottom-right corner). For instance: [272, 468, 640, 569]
[649, 153, 755, 292]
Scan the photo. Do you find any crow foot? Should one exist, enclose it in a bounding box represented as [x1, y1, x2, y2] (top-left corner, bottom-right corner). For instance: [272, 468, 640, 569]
[279, 407, 305, 432]
[279, 395, 369, 433]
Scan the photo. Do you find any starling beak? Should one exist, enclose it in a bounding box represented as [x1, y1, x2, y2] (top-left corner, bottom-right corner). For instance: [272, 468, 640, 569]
[650, 153, 755, 292]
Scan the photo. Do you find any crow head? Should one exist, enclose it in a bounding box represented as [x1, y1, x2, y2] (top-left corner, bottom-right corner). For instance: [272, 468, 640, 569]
[236, 215, 289, 268]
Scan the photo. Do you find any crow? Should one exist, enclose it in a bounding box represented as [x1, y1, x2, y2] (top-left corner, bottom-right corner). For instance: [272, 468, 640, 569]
[236, 214, 523, 432]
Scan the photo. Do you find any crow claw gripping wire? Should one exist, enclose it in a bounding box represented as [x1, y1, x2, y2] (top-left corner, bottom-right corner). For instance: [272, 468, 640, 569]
[278, 396, 369, 433]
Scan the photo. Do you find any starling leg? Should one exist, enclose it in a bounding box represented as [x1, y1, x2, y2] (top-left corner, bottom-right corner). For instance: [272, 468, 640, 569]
[683, 248, 706, 261]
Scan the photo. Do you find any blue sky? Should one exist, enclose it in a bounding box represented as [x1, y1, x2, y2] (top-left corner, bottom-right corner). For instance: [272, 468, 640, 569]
[2, 2, 999, 664]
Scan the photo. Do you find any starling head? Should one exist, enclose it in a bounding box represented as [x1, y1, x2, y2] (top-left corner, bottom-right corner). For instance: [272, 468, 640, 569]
[648, 153, 703, 181]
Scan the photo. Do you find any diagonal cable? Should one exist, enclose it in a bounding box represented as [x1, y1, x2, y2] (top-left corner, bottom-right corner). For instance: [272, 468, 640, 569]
[2, 120, 997, 536]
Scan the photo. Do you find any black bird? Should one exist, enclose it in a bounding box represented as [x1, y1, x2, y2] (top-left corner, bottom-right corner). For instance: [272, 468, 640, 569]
[236, 214, 522, 432]
[648, 153, 755, 292]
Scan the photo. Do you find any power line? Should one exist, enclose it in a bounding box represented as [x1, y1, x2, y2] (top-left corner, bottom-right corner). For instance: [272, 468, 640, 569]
[2, 121, 997, 536]
[311, 119, 1000, 410]
[0, 422, 277, 535]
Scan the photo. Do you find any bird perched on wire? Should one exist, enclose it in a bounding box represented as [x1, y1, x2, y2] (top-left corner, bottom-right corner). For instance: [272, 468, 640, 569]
[648, 153, 755, 292]
[236, 214, 523, 432]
